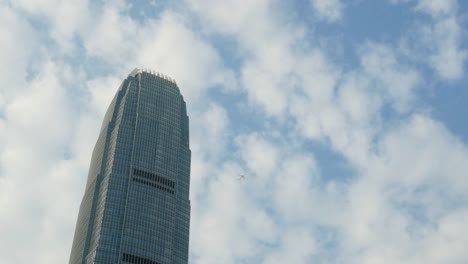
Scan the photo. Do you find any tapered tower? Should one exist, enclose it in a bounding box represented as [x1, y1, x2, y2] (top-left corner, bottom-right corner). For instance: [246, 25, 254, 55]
[69, 69, 191, 264]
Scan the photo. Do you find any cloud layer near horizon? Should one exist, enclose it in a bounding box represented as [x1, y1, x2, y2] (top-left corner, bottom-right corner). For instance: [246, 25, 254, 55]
[0, 0, 467, 263]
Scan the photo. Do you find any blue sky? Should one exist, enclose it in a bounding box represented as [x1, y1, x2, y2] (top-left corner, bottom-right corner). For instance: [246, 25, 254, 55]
[0, 0, 467, 263]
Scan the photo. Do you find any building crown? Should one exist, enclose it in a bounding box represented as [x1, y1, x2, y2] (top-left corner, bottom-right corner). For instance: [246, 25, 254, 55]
[130, 68, 177, 85]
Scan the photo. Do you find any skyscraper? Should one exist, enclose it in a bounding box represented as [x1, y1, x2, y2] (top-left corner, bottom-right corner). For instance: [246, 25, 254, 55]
[69, 69, 191, 264]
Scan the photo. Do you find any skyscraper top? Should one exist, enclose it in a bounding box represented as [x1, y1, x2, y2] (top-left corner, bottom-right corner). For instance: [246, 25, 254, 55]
[69, 69, 191, 264]
[129, 68, 177, 85]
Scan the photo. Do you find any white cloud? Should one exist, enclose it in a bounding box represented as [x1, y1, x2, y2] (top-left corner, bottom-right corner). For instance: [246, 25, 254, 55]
[415, 0, 458, 17]
[337, 114, 468, 263]
[0, 61, 79, 264]
[241, 60, 290, 117]
[422, 15, 467, 80]
[236, 133, 280, 181]
[273, 155, 317, 222]
[310, 0, 344, 22]
[191, 103, 229, 159]
[359, 43, 421, 112]
[337, 73, 382, 128]
[0, 5, 37, 108]
[82, 5, 138, 65]
[86, 76, 122, 115]
[186, 0, 272, 39]
[389, 0, 457, 18]
[241, 46, 340, 120]
[184, 1, 468, 263]
[189, 102, 230, 200]
[187, 0, 325, 121]
[263, 227, 317, 264]
[377, 115, 468, 192]
[1, 0, 468, 263]
[11, 0, 90, 51]
[289, 42, 422, 166]
[426, 209, 468, 262]
[83, 8, 236, 102]
[135, 12, 237, 101]
[3, 61, 74, 152]
[391, 0, 466, 80]
[190, 161, 278, 264]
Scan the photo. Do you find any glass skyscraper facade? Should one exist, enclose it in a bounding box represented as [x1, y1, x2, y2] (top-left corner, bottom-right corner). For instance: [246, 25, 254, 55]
[69, 69, 191, 264]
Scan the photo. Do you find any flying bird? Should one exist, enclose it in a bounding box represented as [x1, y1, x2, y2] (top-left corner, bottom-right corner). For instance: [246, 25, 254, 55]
[237, 174, 246, 180]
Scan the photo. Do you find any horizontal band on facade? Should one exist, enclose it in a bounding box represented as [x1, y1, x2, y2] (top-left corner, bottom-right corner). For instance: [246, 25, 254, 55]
[133, 168, 175, 194]
[122, 252, 160, 264]
[133, 177, 175, 194]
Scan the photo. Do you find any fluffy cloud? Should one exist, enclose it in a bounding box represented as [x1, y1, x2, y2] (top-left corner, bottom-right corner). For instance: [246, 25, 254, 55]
[339, 114, 468, 263]
[1, 0, 467, 264]
[11, 0, 90, 51]
[392, 0, 466, 80]
[422, 15, 467, 80]
[82, 4, 138, 64]
[236, 133, 280, 180]
[415, 0, 458, 17]
[190, 160, 278, 264]
[135, 13, 237, 101]
[83, 7, 236, 102]
[0, 5, 37, 108]
[310, 0, 344, 22]
[263, 227, 317, 264]
[0, 61, 78, 263]
[186, 0, 273, 40]
[358, 43, 421, 112]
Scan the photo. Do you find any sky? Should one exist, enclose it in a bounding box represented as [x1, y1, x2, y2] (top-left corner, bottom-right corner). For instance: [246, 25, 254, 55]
[0, 0, 467, 263]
